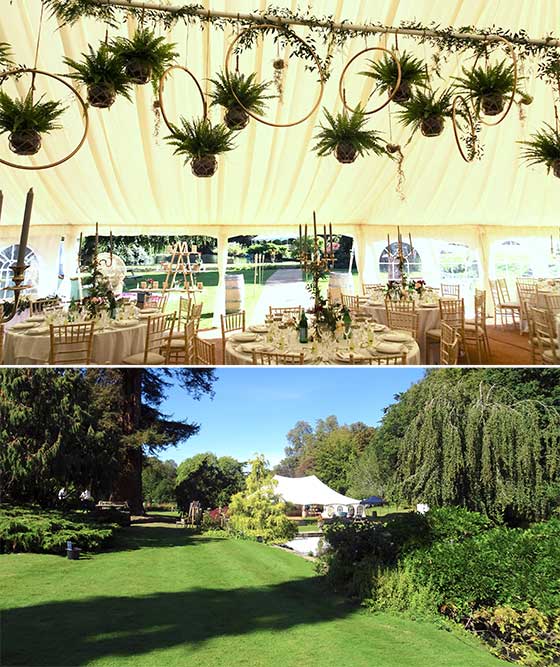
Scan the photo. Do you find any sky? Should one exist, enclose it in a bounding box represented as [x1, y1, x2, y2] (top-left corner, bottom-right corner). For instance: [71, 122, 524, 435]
[161, 368, 425, 467]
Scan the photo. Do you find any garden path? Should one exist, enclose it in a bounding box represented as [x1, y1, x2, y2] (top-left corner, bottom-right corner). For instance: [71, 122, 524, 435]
[251, 268, 313, 324]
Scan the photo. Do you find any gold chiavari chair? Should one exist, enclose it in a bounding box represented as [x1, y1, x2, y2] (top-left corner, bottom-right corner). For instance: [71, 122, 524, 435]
[167, 319, 196, 364]
[440, 322, 459, 366]
[544, 293, 560, 317]
[221, 311, 246, 359]
[349, 352, 407, 365]
[426, 298, 467, 364]
[195, 337, 216, 365]
[144, 293, 168, 312]
[0, 324, 4, 364]
[268, 306, 302, 321]
[526, 305, 543, 364]
[441, 283, 460, 299]
[31, 296, 60, 314]
[385, 298, 416, 319]
[341, 293, 368, 320]
[49, 321, 95, 365]
[463, 289, 490, 364]
[516, 279, 538, 334]
[386, 310, 418, 340]
[531, 306, 559, 364]
[362, 283, 383, 297]
[172, 301, 202, 339]
[251, 350, 305, 365]
[489, 278, 520, 326]
[123, 312, 175, 365]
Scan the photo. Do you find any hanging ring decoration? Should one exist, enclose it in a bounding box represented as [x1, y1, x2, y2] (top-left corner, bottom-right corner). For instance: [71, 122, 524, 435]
[224, 24, 325, 128]
[158, 65, 207, 133]
[0, 68, 88, 171]
[339, 46, 402, 115]
[452, 95, 476, 163]
[472, 35, 517, 127]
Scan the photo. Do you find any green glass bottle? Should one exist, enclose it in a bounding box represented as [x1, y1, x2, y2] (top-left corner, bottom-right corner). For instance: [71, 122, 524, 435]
[342, 307, 352, 337]
[298, 310, 308, 344]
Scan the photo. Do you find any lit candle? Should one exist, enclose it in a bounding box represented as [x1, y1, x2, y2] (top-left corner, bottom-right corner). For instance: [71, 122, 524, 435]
[387, 233, 391, 250]
[323, 225, 327, 256]
[16, 188, 33, 270]
[313, 211, 317, 239]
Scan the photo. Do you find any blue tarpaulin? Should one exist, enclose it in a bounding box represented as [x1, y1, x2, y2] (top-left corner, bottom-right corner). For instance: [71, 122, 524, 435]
[361, 495, 385, 506]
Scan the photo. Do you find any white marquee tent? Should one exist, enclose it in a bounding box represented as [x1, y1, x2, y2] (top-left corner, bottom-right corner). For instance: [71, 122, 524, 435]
[1, 1, 560, 314]
[273, 474, 361, 510]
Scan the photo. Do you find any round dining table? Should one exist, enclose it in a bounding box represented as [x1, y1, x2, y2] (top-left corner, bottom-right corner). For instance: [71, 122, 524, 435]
[225, 322, 421, 365]
[363, 301, 440, 363]
[4, 319, 148, 365]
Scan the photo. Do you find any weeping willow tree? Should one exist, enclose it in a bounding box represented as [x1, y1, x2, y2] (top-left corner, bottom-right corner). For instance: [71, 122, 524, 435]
[393, 381, 560, 524]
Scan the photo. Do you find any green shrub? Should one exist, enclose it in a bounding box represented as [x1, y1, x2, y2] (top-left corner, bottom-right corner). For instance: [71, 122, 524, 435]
[365, 562, 439, 616]
[425, 506, 495, 542]
[0, 506, 117, 554]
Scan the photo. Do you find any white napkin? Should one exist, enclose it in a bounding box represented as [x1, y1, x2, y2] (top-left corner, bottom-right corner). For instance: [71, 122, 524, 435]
[382, 332, 412, 343]
[231, 332, 258, 343]
[11, 321, 36, 330]
[375, 341, 406, 354]
[112, 319, 137, 328]
[25, 326, 50, 336]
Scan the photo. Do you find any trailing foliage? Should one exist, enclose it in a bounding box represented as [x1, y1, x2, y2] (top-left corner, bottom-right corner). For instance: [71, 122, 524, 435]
[0, 91, 66, 134]
[209, 71, 273, 113]
[392, 379, 560, 524]
[313, 108, 387, 158]
[520, 123, 560, 173]
[165, 117, 236, 160]
[64, 44, 133, 101]
[228, 455, 297, 543]
[0, 506, 117, 554]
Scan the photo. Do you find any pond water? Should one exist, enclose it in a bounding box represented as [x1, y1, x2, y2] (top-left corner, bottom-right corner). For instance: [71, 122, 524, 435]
[284, 536, 324, 557]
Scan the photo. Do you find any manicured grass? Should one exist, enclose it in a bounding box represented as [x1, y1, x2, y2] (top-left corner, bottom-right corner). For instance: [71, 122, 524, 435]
[295, 518, 321, 533]
[1, 522, 503, 667]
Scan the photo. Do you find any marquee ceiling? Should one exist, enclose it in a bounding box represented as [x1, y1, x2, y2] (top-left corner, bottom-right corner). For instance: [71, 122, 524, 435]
[1, 0, 559, 236]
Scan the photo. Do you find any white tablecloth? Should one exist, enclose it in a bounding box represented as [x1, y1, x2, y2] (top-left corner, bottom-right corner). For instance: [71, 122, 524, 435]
[4, 321, 147, 365]
[225, 325, 421, 366]
[363, 303, 440, 363]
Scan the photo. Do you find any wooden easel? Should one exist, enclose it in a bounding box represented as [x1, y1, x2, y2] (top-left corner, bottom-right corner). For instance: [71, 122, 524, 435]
[162, 242, 202, 291]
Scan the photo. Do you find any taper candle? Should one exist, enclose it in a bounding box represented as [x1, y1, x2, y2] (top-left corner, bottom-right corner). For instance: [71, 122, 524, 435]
[16, 188, 33, 270]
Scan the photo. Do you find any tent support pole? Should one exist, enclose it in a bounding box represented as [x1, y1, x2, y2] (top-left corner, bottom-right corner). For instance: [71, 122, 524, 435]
[89, 0, 560, 49]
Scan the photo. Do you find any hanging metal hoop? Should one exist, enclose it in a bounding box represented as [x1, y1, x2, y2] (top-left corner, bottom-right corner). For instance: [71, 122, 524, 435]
[224, 24, 325, 128]
[0, 68, 88, 171]
[158, 65, 207, 133]
[452, 95, 476, 163]
[471, 35, 518, 127]
[339, 46, 402, 115]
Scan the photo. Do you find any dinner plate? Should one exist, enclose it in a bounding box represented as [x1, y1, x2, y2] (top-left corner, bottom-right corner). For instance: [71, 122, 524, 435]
[28, 315, 45, 322]
[231, 332, 258, 343]
[371, 323, 387, 332]
[419, 303, 437, 308]
[249, 325, 269, 333]
[237, 342, 263, 353]
[252, 344, 276, 354]
[137, 312, 153, 319]
[11, 321, 36, 331]
[25, 326, 49, 336]
[141, 308, 158, 314]
[335, 350, 371, 363]
[375, 341, 406, 354]
[112, 319, 138, 328]
[382, 332, 412, 343]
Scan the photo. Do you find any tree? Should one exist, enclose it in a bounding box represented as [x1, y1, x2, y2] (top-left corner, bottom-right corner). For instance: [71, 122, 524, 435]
[274, 420, 312, 476]
[347, 445, 384, 499]
[0, 369, 121, 505]
[175, 453, 245, 511]
[392, 377, 560, 524]
[142, 457, 177, 504]
[88, 368, 216, 514]
[228, 455, 297, 542]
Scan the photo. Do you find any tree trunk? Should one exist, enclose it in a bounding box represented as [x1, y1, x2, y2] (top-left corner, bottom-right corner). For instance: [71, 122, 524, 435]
[111, 369, 145, 515]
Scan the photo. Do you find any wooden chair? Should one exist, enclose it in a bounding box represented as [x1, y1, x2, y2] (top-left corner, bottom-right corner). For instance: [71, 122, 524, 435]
[349, 352, 407, 365]
[172, 301, 202, 339]
[341, 294, 368, 320]
[526, 306, 543, 364]
[516, 279, 538, 334]
[0, 324, 4, 364]
[544, 293, 560, 317]
[441, 283, 460, 299]
[221, 311, 246, 359]
[268, 306, 302, 321]
[251, 350, 305, 365]
[385, 298, 416, 318]
[31, 296, 60, 314]
[463, 289, 490, 363]
[195, 337, 216, 365]
[123, 312, 175, 365]
[386, 310, 418, 340]
[426, 298, 467, 364]
[489, 278, 520, 326]
[144, 293, 168, 312]
[167, 319, 196, 364]
[531, 306, 559, 364]
[49, 321, 95, 365]
[439, 322, 459, 365]
[362, 283, 381, 297]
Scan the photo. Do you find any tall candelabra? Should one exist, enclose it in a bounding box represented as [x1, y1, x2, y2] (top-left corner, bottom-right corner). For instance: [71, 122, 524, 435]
[386, 226, 415, 294]
[78, 223, 114, 289]
[0, 189, 34, 324]
[298, 211, 335, 310]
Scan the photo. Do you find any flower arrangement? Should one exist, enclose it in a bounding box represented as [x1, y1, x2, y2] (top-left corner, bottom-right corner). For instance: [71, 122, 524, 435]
[410, 278, 426, 297]
[385, 278, 426, 300]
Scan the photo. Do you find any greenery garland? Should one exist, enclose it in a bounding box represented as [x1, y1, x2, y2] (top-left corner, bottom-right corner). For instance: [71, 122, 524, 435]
[43, 2, 560, 85]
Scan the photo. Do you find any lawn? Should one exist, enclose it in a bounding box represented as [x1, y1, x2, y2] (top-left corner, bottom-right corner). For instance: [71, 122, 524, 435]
[1, 522, 504, 667]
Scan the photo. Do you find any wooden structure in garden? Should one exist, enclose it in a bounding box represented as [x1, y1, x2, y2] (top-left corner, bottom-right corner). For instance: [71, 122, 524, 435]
[162, 242, 202, 291]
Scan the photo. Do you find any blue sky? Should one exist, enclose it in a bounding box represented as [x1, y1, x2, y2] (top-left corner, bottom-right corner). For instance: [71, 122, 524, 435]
[161, 368, 425, 466]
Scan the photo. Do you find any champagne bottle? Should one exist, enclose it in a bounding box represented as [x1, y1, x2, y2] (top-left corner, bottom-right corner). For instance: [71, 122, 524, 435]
[342, 307, 352, 338]
[298, 310, 308, 344]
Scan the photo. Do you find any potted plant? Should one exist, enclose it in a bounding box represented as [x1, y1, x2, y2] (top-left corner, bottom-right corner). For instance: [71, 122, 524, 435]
[64, 44, 133, 109]
[110, 28, 178, 86]
[313, 108, 387, 163]
[397, 88, 454, 137]
[209, 71, 273, 130]
[520, 123, 560, 179]
[453, 59, 528, 117]
[0, 90, 65, 155]
[359, 50, 428, 105]
[165, 117, 236, 177]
